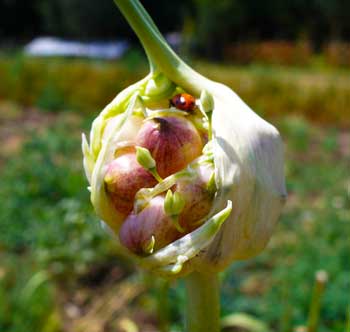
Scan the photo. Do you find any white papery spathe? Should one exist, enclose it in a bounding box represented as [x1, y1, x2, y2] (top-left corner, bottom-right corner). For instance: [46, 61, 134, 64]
[82, 77, 286, 276]
[83, 0, 287, 277]
[194, 84, 287, 272]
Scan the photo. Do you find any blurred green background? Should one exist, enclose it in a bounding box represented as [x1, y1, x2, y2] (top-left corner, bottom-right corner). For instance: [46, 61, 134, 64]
[0, 1, 349, 332]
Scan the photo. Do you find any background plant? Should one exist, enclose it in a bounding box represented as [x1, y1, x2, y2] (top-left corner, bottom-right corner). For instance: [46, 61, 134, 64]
[0, 0, 349, 329]
[0, 82, 349, 331]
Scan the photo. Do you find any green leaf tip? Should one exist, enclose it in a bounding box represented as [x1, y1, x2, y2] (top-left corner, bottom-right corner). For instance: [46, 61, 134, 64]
[200, 90, 215, 113]
[142, 235, 155, 254]
[136, 146, 162, 182]
[164, 190, 186, 232]
[136, 146, 156, 169]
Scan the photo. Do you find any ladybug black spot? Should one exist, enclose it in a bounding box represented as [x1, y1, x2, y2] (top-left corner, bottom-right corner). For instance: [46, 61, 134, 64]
[170, 93, 196, 112]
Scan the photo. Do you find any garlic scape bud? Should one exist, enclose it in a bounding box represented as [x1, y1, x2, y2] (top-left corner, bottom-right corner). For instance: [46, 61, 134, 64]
[82, 0, 286, 277]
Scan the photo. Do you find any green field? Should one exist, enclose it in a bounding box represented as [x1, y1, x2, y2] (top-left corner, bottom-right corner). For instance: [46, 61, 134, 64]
[0, 59, 349, 332]
[0, 56, 349, 125]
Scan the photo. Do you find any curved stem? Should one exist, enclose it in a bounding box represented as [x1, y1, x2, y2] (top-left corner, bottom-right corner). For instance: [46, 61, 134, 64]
[113, 0, 178, 65]
[113, 0, 211, 94]
[184, 272, 220, 332]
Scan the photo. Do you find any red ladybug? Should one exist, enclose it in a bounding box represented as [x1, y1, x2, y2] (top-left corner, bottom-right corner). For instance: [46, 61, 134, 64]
[170, 93, 196, 112]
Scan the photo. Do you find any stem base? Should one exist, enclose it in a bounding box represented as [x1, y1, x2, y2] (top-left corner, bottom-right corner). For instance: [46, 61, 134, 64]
[184, 272, 220, 332]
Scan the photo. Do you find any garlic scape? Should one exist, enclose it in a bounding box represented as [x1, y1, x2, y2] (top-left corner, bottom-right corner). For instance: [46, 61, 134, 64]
[82, 0, 286, 277]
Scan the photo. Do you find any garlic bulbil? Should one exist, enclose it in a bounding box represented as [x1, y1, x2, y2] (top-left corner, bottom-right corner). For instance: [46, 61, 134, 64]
[82, 0, 286, 277]
[119, 195, 181, 254]
[104, 147, 157, 215]
[135, 115, 203, 178]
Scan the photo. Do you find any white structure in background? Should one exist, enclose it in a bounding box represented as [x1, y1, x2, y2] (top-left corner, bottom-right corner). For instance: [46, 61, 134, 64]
[25, 37, 129, 59]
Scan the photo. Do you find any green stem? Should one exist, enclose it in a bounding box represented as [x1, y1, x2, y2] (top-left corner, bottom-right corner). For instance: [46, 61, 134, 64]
[156, 278, 171, 332]
[346, 305, 350, 332]
[184, 272, 220, 332]
[307, 270, 328, 332]
[113, 0, 210, 94]
[113, 0, 177, 66]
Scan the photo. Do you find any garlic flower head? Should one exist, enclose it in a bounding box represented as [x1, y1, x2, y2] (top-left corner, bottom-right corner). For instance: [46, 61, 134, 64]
[82, 0, 287, 277]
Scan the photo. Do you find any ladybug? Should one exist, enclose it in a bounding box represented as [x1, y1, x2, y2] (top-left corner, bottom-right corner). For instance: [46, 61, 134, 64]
[170, 93, 196, 112]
